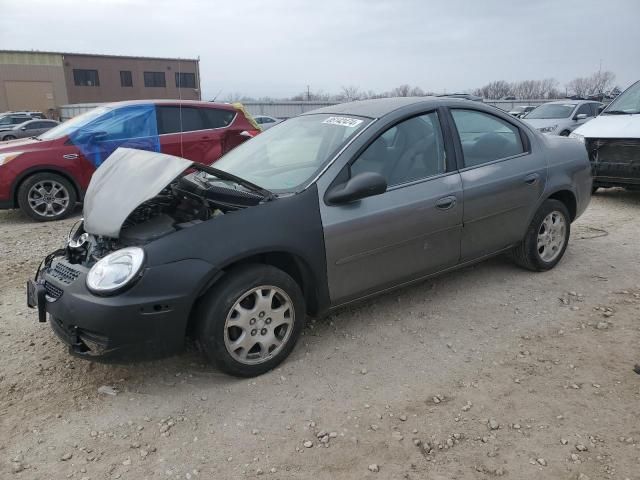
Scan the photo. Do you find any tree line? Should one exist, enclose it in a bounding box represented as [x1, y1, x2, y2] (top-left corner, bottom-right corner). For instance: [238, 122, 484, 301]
[221, 70, 620, 103]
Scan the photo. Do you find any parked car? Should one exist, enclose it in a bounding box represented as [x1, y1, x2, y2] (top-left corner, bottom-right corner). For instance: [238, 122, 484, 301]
[0, 113, 34, 128]
[0, 119, 59, 141]
[570, 80, 640, 192]
[0, 100, 260, 221]
[254, 115, 282, 130]
[28, 97, 591, 377]
[508, 105, 536, 118]
[523, 100, 602, 136]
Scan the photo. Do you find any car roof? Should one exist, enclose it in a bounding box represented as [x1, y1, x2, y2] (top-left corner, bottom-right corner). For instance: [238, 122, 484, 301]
[547, 99, 598, 105]
[302, 97, 453, 119]
[98, 99, 237, 111]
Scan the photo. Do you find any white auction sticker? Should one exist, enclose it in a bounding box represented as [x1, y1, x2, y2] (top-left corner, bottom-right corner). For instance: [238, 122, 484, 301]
[322, 116, 364, 128]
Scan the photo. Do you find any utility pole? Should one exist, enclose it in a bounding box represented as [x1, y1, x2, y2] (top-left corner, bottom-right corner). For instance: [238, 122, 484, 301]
[306, 85, 311, 102]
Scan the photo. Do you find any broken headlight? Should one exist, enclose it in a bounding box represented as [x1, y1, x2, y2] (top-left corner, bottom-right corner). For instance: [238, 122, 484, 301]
[86, 247, 145, 294]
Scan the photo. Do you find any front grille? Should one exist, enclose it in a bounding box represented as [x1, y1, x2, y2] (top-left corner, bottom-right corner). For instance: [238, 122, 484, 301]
[44, 281, 63, 299]
[50, 262, 80, 284]
[587, 138, 640, 165]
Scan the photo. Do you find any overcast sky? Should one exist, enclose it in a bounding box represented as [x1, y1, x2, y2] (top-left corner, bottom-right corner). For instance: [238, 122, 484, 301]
[1, 0, 639, 99]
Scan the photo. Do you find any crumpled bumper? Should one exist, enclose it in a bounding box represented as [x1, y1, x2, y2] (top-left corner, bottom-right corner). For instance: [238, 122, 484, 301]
[29, 255, 216, 362]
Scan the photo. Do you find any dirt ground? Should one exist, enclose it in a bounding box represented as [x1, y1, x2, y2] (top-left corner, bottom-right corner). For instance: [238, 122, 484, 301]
[1, 190, 639, 480]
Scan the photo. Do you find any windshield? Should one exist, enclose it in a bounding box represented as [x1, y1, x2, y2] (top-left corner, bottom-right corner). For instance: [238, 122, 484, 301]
[38, 106, 112, 140]
[212, 113, 371, 192]
[604, 81, 640, 114]
[526, 103, 576, 119]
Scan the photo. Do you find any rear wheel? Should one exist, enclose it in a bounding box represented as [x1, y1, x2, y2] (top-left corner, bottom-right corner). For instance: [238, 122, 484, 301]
[195, 264, 306, 377]
[510, 199, 570, 271]
[17, 173, 77, 221]
[3, 135, 16, 141]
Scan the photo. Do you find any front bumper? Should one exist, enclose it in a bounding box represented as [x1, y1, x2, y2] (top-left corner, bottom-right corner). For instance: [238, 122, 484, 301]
[28, 255, 216, 362]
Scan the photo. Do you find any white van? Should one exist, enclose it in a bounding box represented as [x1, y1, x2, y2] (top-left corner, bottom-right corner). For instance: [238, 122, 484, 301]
[570, 80, 640, 192]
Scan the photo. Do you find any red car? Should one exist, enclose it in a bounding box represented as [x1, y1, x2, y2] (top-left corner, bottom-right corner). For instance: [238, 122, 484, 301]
[0, 100, 260, 221]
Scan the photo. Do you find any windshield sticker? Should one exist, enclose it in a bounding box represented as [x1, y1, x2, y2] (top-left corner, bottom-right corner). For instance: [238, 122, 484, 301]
[322, 116, 363, 128]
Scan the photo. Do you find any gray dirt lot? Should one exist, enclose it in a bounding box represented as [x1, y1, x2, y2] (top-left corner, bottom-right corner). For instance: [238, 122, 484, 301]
[0, 191, 639, 480]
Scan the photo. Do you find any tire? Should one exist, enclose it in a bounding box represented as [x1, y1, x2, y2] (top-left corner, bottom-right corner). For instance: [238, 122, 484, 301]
[510, 199, 571, 272]
[3, 135, 16, 141]
[195, 264, 306, 377]
[17, 172, 77, 221]
[559, 130, 570, 137]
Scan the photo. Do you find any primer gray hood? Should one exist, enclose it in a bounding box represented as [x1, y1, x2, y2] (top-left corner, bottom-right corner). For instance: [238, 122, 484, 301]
[83, 148, 193, 238]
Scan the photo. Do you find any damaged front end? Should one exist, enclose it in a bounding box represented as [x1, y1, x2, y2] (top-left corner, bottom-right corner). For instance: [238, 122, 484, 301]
[28, 148, 272, 360]
[587, 138, 640, 189]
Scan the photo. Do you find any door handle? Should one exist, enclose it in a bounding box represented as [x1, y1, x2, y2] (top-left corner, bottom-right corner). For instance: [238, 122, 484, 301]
[524, 173, 539, 185]
[435, 196, 457, 210]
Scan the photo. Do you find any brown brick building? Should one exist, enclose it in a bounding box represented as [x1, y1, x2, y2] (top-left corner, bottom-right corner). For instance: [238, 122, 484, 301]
[0, 50, 201, 115]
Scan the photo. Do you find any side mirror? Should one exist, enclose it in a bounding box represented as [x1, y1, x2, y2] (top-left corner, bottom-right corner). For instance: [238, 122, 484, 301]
[20, 127, 27, 131]
[575, 113, 588, 121]
[326, 172, 387, 205]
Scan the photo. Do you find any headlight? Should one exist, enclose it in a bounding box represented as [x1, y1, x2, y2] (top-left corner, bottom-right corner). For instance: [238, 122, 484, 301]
[0, 151, 24, 166]
[86, 247, 145, 294]
[538, 125, 558, 134]
[569, 132, 585, 143]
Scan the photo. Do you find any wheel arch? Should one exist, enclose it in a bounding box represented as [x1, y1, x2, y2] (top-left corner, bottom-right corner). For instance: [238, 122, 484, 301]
[547, 189, 577, 221]
[12, 167, 83, 208]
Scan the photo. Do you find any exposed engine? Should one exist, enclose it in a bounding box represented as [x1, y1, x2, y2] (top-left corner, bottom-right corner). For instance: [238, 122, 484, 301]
[65, 171, 264, 267]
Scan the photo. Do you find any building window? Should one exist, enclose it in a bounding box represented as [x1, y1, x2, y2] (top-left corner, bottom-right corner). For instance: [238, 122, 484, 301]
[175, 72, 196, 88]
[120, 70, 133, 87]
[144, 71, 166, 87]
[73, 69, 100, 87]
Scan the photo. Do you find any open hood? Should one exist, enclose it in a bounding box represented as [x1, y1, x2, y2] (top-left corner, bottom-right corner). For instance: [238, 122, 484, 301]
[83, 148, 193, 238]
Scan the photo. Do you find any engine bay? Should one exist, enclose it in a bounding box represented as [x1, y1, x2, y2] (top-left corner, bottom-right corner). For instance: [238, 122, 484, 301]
[65, 172, 266, 267]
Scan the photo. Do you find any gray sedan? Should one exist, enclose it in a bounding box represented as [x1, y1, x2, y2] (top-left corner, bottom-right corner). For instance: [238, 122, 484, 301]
[0, 119, 59, 141]
[32, 97, 591, 377]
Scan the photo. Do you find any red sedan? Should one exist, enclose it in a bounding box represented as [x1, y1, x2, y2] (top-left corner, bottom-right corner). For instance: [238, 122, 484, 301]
[0, 100, 260, 221]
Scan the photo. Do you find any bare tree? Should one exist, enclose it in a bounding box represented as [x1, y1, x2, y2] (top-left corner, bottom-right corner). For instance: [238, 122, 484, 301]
[340, 85, 362, 102]
[566, 71, 616, 97]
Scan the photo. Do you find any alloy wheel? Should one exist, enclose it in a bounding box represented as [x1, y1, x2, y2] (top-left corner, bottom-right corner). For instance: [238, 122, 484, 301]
[27, 180, 70, 218]
[537, 211, 566, 262]
[223, 286, 295, 365]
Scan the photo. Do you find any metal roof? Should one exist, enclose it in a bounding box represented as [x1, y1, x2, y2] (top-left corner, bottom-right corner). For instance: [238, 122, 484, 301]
[0, 50, 199, 63]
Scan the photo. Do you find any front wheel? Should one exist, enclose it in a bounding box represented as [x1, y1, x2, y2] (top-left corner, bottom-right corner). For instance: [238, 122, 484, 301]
[17, 172, 77, 221]
[2, 135, 16, 141]
[195, 264, 306, 377]
[510, 199, 570, 271]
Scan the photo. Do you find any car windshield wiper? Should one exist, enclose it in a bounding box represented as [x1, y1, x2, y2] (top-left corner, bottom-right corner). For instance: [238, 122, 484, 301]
[604, 109, 638, 115]
[192, 163, 275, 201]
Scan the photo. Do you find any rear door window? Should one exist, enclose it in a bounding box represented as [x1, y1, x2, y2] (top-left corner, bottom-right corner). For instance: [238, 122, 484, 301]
[201, 108, 235, 129]
[450, 109, 525, 168]
[156, 106, 206, 134]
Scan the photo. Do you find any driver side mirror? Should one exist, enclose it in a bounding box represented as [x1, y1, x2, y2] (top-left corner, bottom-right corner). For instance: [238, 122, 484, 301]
[326, 172, 387, 205]
[575, 113, 588, 121]
[20, 127, 27, 131]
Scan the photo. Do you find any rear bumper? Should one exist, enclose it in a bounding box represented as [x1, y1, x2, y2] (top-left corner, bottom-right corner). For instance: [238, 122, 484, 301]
[32, 256, 216, 362]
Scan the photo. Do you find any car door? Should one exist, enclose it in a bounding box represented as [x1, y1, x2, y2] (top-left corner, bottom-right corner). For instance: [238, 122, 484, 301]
[320, 111, 463, 305]
[448, 108, 547, 261]
[23, 121, 47, 137]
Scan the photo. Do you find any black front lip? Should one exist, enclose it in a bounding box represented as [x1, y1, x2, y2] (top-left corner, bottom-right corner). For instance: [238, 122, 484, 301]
[34, 256, 217, 362]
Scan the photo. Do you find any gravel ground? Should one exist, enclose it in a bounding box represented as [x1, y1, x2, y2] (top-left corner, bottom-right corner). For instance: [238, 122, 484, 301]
[1, 191, 639, 480]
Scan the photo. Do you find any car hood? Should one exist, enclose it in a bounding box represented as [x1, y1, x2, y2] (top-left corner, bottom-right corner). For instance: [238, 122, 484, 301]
[523, 118, 568, 129]
[0, 136, 55, 150]
[83, 148, 193, 238]
[573, 113, 640, 138]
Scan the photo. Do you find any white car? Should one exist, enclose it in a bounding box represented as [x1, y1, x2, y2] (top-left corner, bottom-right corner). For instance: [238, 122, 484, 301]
[523, 100, 602, 136]
[570, 80, 640, 192]
[254, 115, 282, 130]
